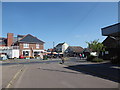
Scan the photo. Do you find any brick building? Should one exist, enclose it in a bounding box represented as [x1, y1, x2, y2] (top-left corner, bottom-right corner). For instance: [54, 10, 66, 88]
[0, 33, 45, 59]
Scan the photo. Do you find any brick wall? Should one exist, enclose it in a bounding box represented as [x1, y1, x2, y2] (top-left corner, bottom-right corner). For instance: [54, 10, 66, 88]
[19, 43, 44, 56]
[7, 33, 13, 46]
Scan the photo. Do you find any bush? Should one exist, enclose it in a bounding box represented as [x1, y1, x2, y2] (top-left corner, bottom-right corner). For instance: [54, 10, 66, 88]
[91, 58, 104, 62]
[87, 55, 96, 61]
[43, 55, 48, 60]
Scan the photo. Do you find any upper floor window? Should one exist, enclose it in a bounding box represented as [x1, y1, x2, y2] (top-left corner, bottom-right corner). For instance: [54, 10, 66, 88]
[23, 43, 29, 48]
[36, 44, 39, 49]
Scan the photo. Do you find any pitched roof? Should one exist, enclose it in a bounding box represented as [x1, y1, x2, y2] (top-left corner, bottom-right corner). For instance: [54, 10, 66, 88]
[56, 42, 65, 47]
[0, 38, 7, 45]
[18, 34, 45, 44]
[83, 48, 92, 52]
[68, 46, 84, 53]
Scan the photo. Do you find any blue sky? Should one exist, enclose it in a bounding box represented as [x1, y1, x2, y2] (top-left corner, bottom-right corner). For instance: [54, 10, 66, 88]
[2, 2, 118, 49]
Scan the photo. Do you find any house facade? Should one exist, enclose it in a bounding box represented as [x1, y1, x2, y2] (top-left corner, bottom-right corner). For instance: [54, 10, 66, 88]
[101, 23, 120, 60]
[0, 33, 45, 59]
[55, 42, 69, 53]
[101, 36, 118, 60]
[65, 46, 84, 57]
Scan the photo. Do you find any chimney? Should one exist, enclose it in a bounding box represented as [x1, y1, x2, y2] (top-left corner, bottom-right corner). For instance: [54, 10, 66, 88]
[7, 33, 13, 46]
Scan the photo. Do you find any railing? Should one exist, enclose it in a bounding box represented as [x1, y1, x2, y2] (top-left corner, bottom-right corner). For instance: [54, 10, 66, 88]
[12, 46, 19, 49]
[0, 46, 19, 50]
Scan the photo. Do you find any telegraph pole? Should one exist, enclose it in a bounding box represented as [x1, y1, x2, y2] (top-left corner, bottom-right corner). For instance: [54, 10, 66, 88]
[53, 42, 55, 49]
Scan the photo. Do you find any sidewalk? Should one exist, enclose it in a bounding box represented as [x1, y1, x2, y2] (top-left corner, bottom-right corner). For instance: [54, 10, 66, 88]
[64, 60, 120, 83]
[1, 58, 62, 65]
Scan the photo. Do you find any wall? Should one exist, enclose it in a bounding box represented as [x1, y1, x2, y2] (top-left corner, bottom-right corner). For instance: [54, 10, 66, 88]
[19, 43, 44, 56]
[62, 43, 69, 53]
[11, 50, 19, 58]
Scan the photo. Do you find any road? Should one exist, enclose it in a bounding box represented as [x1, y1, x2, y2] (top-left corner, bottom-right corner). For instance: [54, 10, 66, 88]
[1, 58, 119, 88]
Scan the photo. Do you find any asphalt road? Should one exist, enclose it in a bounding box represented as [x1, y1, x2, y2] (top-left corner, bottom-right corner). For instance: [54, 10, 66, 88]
[1, 58, 119, 88]
[6, 64, 119, 88]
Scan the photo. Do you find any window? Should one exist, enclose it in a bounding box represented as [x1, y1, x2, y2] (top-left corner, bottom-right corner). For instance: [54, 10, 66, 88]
[23, 51, 29, 56]
[105, 51, 109, 54]
[23, 43, 29, 48]
[36, 44, 39, 48]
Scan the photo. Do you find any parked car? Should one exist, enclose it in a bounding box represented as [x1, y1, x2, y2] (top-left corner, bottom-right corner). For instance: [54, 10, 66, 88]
[19, 55, 24, 59]
[0, 55, 8, 60]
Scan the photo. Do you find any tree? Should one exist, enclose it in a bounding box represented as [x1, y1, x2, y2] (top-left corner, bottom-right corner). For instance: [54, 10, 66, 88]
[86, 39, 106, 56]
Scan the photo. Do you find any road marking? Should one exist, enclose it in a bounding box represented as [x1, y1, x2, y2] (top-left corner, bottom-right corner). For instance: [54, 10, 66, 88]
[5, 65, 25, 88]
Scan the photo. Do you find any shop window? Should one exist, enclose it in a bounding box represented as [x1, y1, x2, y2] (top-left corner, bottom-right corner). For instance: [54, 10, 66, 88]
[23, 51, 29, 56]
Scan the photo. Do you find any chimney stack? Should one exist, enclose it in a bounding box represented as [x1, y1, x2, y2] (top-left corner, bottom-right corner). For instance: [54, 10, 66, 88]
[7, 33, 13, 46]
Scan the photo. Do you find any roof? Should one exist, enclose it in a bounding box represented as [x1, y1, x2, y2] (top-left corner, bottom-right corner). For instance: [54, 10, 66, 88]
[102, 23, 120, 30]
[0, 38, 7, 45]
[13, 37, 18, 43]
[56, 42, 65, 47]
[68, 46, 84, 53]
[17, 35, 25, 37]
[18, 34, 45, 44]
[47, 48, 54, 52]
[101, 23, 120, 37]
[83, 48, 92, 52]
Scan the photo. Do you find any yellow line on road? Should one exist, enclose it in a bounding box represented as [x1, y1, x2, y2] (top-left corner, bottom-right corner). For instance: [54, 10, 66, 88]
[5, 65, 25, 88]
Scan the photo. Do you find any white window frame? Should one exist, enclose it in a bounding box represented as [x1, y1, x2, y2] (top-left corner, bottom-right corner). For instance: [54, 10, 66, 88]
[23, 43, 29, 48]
[36, 44, 39, 49]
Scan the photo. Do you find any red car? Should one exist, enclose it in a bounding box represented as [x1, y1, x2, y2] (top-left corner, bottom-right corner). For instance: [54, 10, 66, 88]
[19, 55, 24, 59]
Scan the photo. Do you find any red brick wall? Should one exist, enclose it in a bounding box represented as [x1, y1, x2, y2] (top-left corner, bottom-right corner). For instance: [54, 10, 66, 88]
[7, 33, 13, 46]
[19, 43, 44, 56]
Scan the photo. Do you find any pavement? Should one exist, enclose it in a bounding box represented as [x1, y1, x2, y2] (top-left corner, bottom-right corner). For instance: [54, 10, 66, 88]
[1, 58, 62, 65]
[63, 58, 120, 83]
[64, 62, 120, 83]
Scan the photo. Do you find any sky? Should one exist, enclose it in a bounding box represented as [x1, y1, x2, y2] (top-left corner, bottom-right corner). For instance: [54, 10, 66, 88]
[2, 2, 118, 49]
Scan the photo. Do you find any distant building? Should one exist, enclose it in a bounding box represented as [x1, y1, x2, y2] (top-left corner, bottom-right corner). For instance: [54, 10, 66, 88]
[0, 33, 45, 59]
[55, 42, 69, 53]
[65, 46, 84, 57]
[83, 48, 92, 57]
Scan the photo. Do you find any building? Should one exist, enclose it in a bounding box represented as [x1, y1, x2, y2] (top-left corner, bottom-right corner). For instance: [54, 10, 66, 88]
[101, 23, 120, 61]
[0, 33, 45, 59]
[101, 36, 118, 59]
[65, 46, 84, 57]
[83, 48, 92, 57]
[55, 42, 69, 53]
